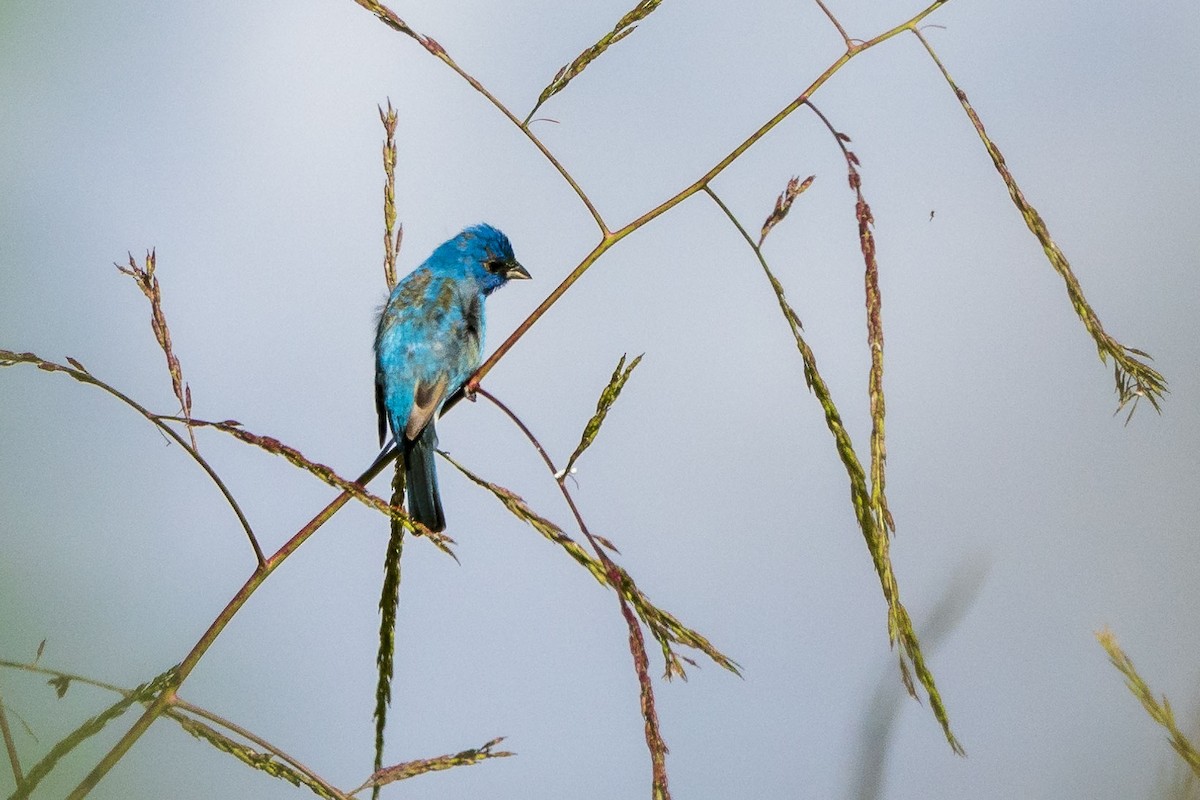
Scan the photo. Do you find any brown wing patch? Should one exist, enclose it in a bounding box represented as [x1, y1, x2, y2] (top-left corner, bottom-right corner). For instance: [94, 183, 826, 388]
[406, 373, 449, 441]
[434, 280, 456, 313]
[394, 268, 433, 308]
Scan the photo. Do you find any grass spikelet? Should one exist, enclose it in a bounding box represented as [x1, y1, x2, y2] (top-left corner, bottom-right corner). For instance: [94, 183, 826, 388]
[805, 101, 894, 541]
[561, 353, 643, 479]
[177, 418, 456, 556]
[1097, 628, 1200, 779]
[440, 453, 739, 677]
[11, 666, 177, 800]
[524, 0, 664, 124]
[116, 250, 197, 449]
[705, 185, 962, 754]
[352, 737, 513, 793]
[912, 28, 1166, 420]
[372, 466, 406, 800]
[379, 100, 403, 290]
[759, 175, 814, 246]
[172, 714, 344, 800]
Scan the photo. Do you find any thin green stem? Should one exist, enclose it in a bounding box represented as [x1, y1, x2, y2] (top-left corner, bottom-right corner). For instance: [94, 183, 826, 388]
[703, 185, 962, 753]
[0, 659, 345, 800]
[475, 388, 670, 796]
[0, 682, 22, 786]
[42, 2, 963, 792]
[909, 25, 1166, 418]
[467, 236, 612, 391]
[616, 0, 948, 238]
[350, 0, 608, 235]
[470, 0, 952, 388]
[812, 0, 853, 49]
[448, 67, 608, 235]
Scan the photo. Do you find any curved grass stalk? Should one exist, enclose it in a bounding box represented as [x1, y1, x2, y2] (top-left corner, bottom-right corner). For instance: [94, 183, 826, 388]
[911, 27, 1166, 419]
[524, 0, 665, 125]
[703, 186, 962, 753]
[1096, 629, 1200, 778]
[62, 450, 398, 800]
[349, 0, 608, 235]
[0, 659, 348, 799]
[345, 0, 956, 390]
[0, 350, 263, 566]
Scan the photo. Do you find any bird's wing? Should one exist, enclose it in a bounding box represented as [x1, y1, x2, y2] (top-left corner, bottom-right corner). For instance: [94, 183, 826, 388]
[405, 372, 449, 442]
[375, 372, 388, 447]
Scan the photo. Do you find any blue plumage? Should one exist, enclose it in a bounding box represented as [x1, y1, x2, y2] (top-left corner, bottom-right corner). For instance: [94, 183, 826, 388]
[374, 223, 530, 531]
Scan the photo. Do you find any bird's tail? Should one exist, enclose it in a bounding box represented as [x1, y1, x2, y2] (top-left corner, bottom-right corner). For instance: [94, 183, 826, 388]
[403, 423, 446, 532]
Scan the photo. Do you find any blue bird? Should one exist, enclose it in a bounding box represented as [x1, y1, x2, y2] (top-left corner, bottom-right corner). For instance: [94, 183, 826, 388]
[375, 224, 530, 532]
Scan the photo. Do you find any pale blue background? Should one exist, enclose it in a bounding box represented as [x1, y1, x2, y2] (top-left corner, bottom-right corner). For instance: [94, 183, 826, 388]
[2, 1, 1199, 798]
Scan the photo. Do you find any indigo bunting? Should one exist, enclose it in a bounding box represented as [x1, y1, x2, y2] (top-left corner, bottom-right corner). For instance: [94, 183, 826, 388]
[374, 224, 530, 532]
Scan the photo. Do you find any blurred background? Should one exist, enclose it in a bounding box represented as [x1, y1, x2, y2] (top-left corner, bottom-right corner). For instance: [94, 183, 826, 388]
[2, 1, 1198, 797]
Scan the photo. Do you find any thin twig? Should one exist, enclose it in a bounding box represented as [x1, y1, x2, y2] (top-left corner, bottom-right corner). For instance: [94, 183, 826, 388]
[475, 388, 671, 797]
[467, 0, 954, 389]
[350, 0, 609, 235]
[14, 667, 178, 800]
[157, 415, 455, 556]
[0, 659, 346, 799]
[702, 185, 962, 753]
[812, 0, 853, 49]
[63, 450, 399, 800]
[0, 350, 264, 567]
[910, 26, 1166, 419]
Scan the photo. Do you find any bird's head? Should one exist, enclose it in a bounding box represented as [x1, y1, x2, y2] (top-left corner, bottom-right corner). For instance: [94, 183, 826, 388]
[448, 223, 531, 294]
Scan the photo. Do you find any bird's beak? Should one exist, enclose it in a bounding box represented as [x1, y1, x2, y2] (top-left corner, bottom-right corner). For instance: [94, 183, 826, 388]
[506, 261, 531, 280]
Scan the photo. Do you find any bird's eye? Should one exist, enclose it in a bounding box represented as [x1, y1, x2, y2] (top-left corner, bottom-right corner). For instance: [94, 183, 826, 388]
[484, 259, 506, 273]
